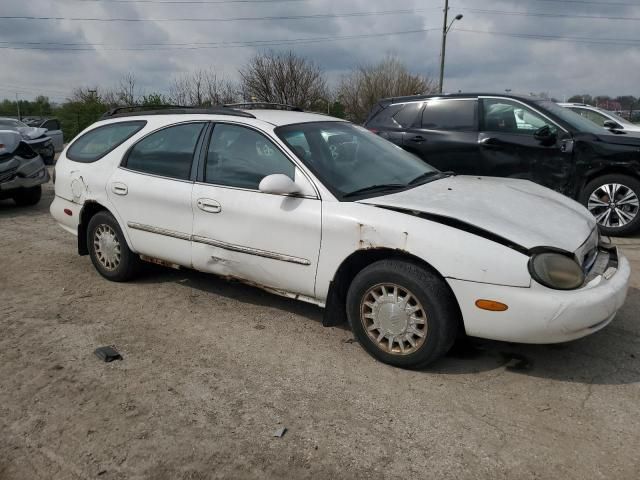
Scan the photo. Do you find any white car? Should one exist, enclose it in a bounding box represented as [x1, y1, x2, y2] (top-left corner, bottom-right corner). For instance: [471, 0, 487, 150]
[559, 103, 640, 134]
[50, 105, 631, 368]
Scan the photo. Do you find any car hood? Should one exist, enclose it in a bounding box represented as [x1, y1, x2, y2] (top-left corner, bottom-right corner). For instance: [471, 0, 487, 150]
[359, 176, 596, 252]
[16, 126, 47, 140]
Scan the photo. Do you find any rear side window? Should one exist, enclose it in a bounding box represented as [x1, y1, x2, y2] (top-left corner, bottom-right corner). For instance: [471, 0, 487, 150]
[67, 121, 146, 163]
[124, 122, 205, 180]
[421, 99, 477, 131]
[368, 103, 423, 129]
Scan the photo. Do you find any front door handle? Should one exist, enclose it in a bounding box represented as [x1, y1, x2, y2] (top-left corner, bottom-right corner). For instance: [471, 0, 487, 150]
[197, 198, 222, 214]
[111, 182, 128, 195]
[478, 136, 502, 146]
[408, 135, 426, 143]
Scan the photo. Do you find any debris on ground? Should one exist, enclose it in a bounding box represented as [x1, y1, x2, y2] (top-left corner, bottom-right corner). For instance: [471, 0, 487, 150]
[94, 346, 123, 362]
[273, 427, 287, 438]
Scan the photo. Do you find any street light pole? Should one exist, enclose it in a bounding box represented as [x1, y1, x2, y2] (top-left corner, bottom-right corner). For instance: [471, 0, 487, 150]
[438, 2, 462, 94]
[438, 0, 449, 94]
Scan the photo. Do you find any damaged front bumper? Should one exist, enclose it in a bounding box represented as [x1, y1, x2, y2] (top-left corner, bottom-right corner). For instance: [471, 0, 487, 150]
[0, 155, 50, 198]
[447, 246, 631, 344]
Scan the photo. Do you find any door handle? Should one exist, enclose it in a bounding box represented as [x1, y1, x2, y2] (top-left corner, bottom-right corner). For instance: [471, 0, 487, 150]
[111, 182, 128, 195]
[408, 135, 426, 143]
[197, 198, 222, 214]
[478, 136, 501, 146]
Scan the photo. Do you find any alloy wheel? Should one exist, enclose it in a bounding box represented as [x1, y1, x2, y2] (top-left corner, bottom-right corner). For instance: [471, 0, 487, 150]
[360, 283, 427, 355]
[587, 183, 639, 229]
[93, 224, 121, 271]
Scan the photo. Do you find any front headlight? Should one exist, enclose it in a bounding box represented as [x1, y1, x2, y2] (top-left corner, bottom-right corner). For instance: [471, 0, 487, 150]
[529, 252, 585, 290]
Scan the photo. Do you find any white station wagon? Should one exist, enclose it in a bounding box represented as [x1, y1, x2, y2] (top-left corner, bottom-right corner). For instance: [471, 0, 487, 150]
[51, 105, 630, 368]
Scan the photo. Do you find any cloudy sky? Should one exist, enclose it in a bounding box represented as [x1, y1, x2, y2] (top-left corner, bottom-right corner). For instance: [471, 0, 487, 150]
[1, 0, 638, 102]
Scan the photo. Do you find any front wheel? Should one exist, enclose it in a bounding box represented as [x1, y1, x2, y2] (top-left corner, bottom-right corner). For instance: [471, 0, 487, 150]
[87, 211, 140, 282]
[346, 259, 460, 369]
[580, 174, 640, 236]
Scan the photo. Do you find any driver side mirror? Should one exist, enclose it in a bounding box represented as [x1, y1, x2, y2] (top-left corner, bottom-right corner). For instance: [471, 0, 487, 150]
[533, 125, 557, 144]
[603, 119, 622, 130]
[258, 174, 301, 195]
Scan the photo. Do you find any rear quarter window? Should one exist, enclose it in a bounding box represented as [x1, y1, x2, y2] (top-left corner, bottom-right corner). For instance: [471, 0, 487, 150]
[67, 121, 146, 163]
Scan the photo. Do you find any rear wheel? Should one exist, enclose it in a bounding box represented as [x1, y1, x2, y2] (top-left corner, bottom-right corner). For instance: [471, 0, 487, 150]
[580, 174, 640, 236]
[87, 211, 140, 281]
[346, 259, 459, 369]
[12, 185, 42, 206]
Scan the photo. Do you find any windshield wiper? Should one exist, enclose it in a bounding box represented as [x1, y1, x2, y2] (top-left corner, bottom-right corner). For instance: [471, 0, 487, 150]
[407, 170, 453, 186]
[342, 183, 406, 198]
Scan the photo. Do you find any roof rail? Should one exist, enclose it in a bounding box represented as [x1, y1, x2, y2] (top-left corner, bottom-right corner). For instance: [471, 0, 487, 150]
[224, 102, 303, 112]
[100, 104, 255, 120]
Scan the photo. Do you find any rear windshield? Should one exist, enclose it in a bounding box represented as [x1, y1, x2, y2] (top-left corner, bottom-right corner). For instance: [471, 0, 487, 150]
[67, 121, 146, 163]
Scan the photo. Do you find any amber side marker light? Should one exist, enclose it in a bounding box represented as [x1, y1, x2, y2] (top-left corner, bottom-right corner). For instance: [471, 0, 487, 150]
[475, 299, 508, 311]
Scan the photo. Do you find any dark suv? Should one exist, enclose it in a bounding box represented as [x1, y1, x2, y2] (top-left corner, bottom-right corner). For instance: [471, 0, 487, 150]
[365, 93, 640, 236]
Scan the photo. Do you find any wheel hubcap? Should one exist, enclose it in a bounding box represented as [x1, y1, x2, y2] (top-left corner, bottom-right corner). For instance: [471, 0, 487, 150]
[94, 224, 121, 271]
[360, 284, 427, 355]
[587, 183, 639, 229]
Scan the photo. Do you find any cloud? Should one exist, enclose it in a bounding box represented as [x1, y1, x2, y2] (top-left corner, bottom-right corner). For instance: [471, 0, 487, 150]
[0, 0, 638, 101]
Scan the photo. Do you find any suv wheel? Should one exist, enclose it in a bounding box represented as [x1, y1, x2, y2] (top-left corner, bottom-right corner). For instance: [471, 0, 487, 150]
[87, 211, 140, 281]
[346, 259, 459, 369]
[13, 186, 42, 206]
[580, 174, 640, 236]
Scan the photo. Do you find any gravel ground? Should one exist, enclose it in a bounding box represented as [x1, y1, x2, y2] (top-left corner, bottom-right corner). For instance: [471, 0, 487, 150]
[1, 178, 639, 480]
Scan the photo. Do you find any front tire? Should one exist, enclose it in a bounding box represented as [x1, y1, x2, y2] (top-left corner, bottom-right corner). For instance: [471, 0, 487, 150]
[12, 185, 42, 206]
[580, 174, 640, 236]
[87, 211, 140, 282]
[346, 259, 459, 369]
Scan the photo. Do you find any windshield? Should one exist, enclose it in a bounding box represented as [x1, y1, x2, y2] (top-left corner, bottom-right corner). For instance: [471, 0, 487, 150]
[276, 121, 439, 199]
[537, 101, 606, 134]
[0, 119, 27, 129]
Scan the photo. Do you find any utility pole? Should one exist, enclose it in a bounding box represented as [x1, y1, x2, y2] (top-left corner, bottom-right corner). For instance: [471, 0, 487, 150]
[438, 0, 449, 94]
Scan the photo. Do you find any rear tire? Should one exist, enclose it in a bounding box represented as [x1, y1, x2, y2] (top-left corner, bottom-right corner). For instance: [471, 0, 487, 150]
[346, 259, 459, 369]
[580, 174, 640, 236]
[12, 185, 42, 206]
[87, 211, 140, 282]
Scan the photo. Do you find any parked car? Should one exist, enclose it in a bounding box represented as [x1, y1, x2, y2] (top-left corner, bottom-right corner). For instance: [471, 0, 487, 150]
[23, 117, 65, 152]
[0, 117, 56, 164]
[0, 130, 50, 206]
[50, 105, 629, 369]
[558, 103, 640, 134]
[365, 93, 640, 236]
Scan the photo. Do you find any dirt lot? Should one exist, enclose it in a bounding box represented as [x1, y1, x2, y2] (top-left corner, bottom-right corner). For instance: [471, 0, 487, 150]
[1, 178, 639, 480]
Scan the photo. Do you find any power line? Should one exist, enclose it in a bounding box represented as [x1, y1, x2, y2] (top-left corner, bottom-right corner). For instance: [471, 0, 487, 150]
[509, 0, 639, 7]
[461, 8, 640, 21]
[58, 0, 308, 3]
[0, 8, 440, 23]
[0, 27, 442, 52]
[456, 28, 640, 45]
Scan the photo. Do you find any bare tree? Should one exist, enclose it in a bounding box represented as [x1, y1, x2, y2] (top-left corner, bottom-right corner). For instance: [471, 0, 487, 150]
[239, 51, 327, 109]
[117, 73, 137, 105]
[338, 56, 436, 123]
[170, 69, 239, 106]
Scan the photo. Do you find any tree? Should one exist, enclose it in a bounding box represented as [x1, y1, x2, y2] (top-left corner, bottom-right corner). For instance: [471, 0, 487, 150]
[170, 69, 239, 106]
[239, 51, 327, 109]
[337, 56, 436, 123]
[116, 73, 137, 106]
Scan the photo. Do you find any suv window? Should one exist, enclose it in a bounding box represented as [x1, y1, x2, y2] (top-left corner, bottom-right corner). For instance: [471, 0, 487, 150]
[369, 103, 423, 129]
[125, 122, 204, 180]
[421, 99, 476, 131]
[482, 99, 555, 135]
[205, 123, 294, 190]
[67, 121, 146, 163]
[368, 104, 404, 128]
[43, 119, 60, 131]
[394, 102, 423, 127]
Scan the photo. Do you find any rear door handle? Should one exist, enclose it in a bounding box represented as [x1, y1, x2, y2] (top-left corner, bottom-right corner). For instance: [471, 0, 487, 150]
[197, 198, 222, 214]
[408, 135, 426, 143]
[111, 182, 128, 195]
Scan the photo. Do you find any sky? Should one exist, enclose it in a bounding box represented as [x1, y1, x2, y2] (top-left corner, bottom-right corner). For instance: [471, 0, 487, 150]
[0, 0, 638, 103]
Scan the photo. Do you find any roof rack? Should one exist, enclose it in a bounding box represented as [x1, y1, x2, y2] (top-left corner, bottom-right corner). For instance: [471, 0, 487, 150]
[100, 104, 256, 120]
[224, 102, 303, 112]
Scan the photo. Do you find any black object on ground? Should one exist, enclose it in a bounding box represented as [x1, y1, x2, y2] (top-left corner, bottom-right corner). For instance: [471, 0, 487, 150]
[94, 346, 123, 362]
